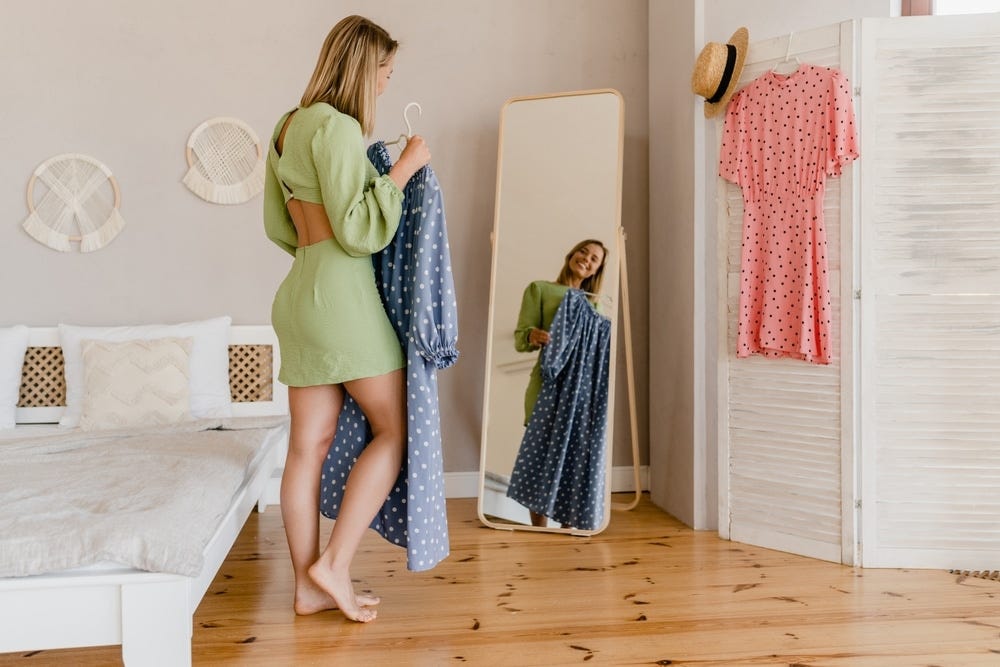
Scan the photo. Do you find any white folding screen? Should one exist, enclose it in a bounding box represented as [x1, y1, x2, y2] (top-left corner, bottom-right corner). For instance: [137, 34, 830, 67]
[859, 13, 1000, 569]
[719, 13, 1000, 570]
[717, 22, 857, 565]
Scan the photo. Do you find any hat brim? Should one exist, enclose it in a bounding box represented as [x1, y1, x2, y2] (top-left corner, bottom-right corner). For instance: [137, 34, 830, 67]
[704, 27, 749, 119]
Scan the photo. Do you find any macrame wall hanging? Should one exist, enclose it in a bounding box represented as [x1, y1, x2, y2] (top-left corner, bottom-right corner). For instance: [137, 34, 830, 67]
[22, 153, 125, 253]
[182, 116, 264, 205]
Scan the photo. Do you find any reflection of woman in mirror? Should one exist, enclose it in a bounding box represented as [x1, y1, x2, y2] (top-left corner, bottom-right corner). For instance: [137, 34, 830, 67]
[512, 238, 608, 527]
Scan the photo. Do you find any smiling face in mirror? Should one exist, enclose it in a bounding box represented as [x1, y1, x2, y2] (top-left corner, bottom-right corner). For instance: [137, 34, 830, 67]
[561, 240, 608, 290]
[479, 90, 624, 535]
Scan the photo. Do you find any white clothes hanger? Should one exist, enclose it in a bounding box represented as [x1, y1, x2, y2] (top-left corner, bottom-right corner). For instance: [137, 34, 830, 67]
[384, 101, 423, 147]
[772, 31, 801, 75]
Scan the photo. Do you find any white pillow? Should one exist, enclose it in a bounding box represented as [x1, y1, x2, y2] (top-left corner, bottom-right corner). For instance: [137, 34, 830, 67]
[0, 326, 30, 429]
[79, 337, 194, 431]
[59, 316, 232, 428]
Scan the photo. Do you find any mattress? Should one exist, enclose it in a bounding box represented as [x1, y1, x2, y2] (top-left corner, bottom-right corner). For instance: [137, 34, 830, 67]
[0, 416, 288, 578]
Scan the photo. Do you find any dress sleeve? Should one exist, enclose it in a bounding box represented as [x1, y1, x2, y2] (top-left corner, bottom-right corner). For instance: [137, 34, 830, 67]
[826, 70, 859, 177]
[263, 132, 297, 257]
[410, 168, 460, 370]
[718, 93, 744, 186]
[311, 116, 404, 257]
[514, 282, 544, 352]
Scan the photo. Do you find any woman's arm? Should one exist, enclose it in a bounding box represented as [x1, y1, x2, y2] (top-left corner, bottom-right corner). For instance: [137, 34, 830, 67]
[514, 282, 546, 352]
[312, 116, 404, 257]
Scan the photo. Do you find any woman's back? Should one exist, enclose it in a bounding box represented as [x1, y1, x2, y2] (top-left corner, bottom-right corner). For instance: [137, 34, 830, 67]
[273, 107, 329, 248]
[269, 104, 359, 248]
[264, 103, 403, 258]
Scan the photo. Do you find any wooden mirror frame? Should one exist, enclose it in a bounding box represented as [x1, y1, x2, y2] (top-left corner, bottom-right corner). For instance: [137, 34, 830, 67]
[477, 89, 638, 536]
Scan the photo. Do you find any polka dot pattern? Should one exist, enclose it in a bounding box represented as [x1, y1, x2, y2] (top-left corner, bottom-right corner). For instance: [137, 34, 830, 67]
[506, 290, 612, 531]
[318, 142, 458, 572]
[719, 65, 858, 364]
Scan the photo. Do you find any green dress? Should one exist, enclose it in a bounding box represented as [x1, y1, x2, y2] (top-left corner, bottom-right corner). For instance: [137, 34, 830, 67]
[264, 103, 405, 386]
[514, 280, 575, 424]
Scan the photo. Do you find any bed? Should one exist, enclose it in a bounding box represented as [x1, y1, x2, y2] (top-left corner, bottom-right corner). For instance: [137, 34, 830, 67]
[0, 324, 288, 666]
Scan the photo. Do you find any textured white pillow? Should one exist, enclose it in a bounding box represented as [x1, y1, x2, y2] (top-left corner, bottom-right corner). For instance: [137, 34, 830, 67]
[0, 326, 30, 429]
[59, 316, 232, 428]
[79, 338, 194, 431]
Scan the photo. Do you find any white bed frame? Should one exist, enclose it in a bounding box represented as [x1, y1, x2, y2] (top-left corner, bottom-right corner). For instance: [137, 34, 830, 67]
[0, 325, 288, 666]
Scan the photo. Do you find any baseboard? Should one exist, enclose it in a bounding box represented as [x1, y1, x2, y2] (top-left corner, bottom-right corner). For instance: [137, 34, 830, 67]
[262, 466, 649, 506]
[444, 472, 483, 499]
[610, 464, 650, 495]
[443, 465, 650, 499]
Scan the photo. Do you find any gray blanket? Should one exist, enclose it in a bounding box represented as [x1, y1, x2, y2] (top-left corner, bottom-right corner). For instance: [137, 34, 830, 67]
[0, 416, 287, 578]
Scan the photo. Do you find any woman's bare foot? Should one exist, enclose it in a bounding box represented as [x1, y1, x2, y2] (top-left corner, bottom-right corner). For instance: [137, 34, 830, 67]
[307, 562, 378, 622]
[294, 582, 379, 616]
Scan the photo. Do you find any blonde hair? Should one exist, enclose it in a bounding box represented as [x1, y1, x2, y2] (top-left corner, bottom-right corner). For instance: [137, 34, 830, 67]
[300, 16, 398, 136]
[556, 239, 608, 298]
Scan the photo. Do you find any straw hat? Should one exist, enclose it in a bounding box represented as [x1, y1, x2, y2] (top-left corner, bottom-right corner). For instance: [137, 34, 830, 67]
[691, 27, 749, 118]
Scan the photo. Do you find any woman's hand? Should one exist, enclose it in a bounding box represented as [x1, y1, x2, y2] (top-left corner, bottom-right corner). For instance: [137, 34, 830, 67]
[528, 327, 551, 347]
[389, 135, 431, 189]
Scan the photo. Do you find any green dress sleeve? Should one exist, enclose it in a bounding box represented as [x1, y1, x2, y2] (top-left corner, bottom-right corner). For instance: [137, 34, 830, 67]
[514, 281, 544, 352]
[263, 113, 297, 257]
[311, 116, 404, 257]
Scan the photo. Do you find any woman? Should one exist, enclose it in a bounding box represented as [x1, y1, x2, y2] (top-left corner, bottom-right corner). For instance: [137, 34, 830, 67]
[263, 15, 430, 623]
[513, 239, 608, 526]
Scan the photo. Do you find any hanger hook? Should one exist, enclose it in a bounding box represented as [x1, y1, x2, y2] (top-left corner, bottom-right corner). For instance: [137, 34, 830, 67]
[404, 102, 422, 137]
[784, 31, 794, 62]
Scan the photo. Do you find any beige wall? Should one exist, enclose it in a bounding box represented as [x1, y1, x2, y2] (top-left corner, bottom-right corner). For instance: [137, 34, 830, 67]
[648, 0, 699, 526]
[0, 0, 648, 475]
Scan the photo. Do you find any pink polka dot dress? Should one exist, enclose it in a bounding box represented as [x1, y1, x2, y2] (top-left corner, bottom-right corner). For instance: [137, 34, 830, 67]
[720, 65, 858, 364]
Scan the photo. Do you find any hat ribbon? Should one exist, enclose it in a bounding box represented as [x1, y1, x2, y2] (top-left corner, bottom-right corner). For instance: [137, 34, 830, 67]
[706, 44, 737, 104]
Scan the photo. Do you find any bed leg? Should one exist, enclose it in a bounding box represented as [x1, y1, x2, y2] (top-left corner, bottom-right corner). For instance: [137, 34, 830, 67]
[121, 579, 191, 667]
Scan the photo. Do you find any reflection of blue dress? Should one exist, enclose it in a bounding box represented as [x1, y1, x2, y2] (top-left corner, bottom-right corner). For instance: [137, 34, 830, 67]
[506, 289, 611, 530]
[319, 142, 458, 571]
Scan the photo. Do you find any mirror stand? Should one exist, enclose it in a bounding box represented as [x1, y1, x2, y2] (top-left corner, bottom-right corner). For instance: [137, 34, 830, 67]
[610, 226, 641, 511]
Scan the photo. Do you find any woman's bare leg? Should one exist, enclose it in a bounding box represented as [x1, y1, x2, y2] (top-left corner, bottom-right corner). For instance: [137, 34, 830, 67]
[278, 385, 349, 614]
[282, 385, 380, 615]
[281, 385, 342, 615]
[308, 369, 406, 622]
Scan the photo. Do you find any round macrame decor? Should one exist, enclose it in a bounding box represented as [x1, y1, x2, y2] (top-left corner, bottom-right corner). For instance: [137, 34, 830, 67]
[22, 153, 125, 253]
[183, 116, 264, 205]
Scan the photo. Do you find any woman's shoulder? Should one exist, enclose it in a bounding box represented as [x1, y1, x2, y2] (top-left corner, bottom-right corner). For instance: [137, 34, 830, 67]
[271, 104, 363, 146]
[299, 103, 362, 136]
[525, 280, 572, 298]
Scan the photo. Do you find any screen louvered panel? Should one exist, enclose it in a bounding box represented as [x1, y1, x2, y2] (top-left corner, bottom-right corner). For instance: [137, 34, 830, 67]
[860, 14, 1000, 568]
[725, 212, 845, 561]
[720, 23, 851, 564]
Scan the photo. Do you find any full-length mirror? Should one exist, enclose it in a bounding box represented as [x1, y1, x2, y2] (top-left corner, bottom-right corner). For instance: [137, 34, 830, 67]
[478, 89, 625, 535]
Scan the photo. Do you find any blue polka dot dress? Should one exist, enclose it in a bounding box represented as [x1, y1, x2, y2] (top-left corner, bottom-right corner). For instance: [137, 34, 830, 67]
[318, 142, 458, 571]
[506, 289, 611, 530]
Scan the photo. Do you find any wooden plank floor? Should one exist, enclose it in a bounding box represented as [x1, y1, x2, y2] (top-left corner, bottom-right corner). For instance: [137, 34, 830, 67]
[4, 495, 1000, 666]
